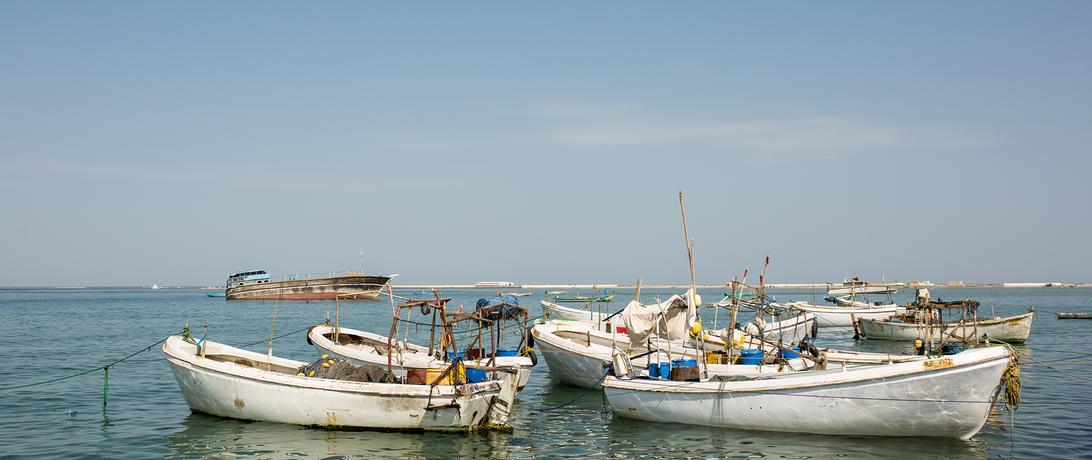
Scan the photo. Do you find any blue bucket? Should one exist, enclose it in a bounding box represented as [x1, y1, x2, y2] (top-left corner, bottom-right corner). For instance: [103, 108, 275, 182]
[447, 350, 466, 360]
[672, 359, 698, 368]
[647, 362, 671, 379]
[740, 349, 764, 365]
[465, 368, 488, 383]
[780, 347, 801, 359]
[496, 348, 519, 357]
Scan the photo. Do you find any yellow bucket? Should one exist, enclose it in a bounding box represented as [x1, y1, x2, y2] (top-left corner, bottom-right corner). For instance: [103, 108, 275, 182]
[425, 364, 466, 385]
[705, 351, 725, 365]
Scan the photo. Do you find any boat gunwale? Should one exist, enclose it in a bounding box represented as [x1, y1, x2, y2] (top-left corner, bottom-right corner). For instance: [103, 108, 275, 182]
[162, 336, 501, 397]
[860, 311, 1035, 329]
[601, 347, 1011, 395]
[308, 325, 534, 369]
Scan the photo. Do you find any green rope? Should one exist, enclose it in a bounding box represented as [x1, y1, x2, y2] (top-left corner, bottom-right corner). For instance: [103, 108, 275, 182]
[0, 335, 170, 392]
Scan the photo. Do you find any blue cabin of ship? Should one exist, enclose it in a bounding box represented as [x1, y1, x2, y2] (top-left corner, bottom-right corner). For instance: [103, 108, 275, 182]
[227, 269, 271, 288]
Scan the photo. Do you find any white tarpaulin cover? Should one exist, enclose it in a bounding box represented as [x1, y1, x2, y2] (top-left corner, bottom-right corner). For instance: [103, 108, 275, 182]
[620, 295, 690, 349]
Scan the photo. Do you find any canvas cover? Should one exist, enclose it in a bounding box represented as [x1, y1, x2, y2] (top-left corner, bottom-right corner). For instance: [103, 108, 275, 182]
[620, 295, 690, 349]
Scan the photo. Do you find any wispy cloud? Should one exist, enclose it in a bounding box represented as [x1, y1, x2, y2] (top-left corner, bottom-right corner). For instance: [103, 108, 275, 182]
[528, 99, 909, 153]
[358, 99, 956, 155]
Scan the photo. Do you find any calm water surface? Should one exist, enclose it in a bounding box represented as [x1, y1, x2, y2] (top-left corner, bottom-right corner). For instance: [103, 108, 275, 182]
[1, 287, 1090, 458]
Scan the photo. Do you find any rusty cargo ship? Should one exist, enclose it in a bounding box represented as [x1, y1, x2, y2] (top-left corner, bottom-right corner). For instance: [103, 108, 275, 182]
[224, 269, 391, 300]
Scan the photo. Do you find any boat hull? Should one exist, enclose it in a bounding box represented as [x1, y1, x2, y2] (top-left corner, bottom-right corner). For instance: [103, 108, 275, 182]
[791, 303, 898, 327]
[859, 312, 1034, 343]
[604, 347, 1010, 439]
[226, 275, 390, 300]
[162, 336, 516, 431]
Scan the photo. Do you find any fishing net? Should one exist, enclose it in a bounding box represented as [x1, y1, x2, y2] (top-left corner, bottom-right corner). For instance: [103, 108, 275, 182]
[297, 357, 395, 383]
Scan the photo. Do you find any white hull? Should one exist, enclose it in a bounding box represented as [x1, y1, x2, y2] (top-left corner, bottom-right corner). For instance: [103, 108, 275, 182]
[604, 346, 1011, 439]
[826, 284, 901, 296]
[308, 325, 533, 389]
[162, 336, 518, 431]
[542, 300, 610, 323]
[859, 312, 1034, 343]
[533, 321, 811, 389]
[789, 302, 898, 327]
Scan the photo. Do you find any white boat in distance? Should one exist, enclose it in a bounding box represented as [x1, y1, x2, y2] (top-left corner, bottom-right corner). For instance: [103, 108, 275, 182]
[785, 301, 899, 328]
[162, 336, 518, 431]
[307, 325, 535, 389]
[859, 310, 1035, 343]
[603, 345, 1014, 439]
[826, 278, 902, 296]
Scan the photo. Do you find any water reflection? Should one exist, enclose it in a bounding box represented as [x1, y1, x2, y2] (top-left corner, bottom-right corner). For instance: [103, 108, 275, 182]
[164, 413, 516, 459]
[604, 416, 988, 459]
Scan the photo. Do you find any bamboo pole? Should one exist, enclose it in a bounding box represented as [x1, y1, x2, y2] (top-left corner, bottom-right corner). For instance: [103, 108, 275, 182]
[677, 191, 707, 378]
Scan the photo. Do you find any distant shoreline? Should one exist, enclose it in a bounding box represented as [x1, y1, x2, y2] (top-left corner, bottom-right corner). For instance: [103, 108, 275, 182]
[2, 283, 1089, 290]
[389, 283, 1092, 290]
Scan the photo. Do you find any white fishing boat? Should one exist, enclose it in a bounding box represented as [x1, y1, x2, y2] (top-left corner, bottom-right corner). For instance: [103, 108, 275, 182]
[543, 299, 816, 344]
[785, 301, 899, 327]
[831, 295, 898, 310]
[532, 320, 812, 389]
[826, 278, 902, 296]
[603, 345, 1015, 439]
[308, 325, 535, 389]
[541, 300, 613, 325]
[858, 310, 1035, 343]
[162, 335, 519, 431]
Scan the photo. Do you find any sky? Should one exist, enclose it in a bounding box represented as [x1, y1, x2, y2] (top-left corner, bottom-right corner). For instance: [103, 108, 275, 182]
[1, 2, 1090, 286]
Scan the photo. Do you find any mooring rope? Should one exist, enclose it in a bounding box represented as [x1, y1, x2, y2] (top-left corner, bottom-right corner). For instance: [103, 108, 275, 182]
[0, 324, 316, 393]
[0, 335, 172, 392]
[535, 370, 610, 412]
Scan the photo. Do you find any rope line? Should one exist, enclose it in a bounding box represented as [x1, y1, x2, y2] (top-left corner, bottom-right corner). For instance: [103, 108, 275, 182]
[0, 336, 170, 391]
[535, 370, 610, 412]
[0, 325, 315, 392]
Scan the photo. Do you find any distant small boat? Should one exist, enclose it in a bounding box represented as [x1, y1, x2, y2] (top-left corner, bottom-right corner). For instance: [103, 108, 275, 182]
[505, 292, 532, 297]
[1057, 312, 1092, 319]
[553, 293, 614, 303]
[206, 292, 226, 298]
[826, 277, 902, 296]
[545, 290, 567, 295]
[151, 284, 161, 290]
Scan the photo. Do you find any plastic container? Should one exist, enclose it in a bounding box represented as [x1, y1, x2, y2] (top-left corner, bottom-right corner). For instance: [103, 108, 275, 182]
[780, 346, 802, 359]
[647, 362, 672, 379]
[426, 364, 466, 385]
[740, 349, 764, 365]
[447, 350, 466, 360]
[705, 351, 726, 364]
[671, 359, 698, 368]
[464, 368, 488, 383]
[495, 348, 520, 357]
[647, 362, 659, 379]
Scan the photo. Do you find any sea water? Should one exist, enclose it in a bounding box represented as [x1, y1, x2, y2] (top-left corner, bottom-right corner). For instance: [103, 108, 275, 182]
[0, 287, 1090, 459]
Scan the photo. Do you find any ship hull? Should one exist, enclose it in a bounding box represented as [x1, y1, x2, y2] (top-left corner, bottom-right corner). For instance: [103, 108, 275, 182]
[226, 275, 390, 300]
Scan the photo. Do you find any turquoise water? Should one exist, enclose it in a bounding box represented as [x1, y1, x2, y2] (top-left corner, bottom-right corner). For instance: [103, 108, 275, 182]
[1, 287, 1090, 459]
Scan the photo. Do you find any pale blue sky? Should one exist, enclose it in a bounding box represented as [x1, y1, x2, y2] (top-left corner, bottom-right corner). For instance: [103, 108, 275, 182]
[2, 2, 1090, 286]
